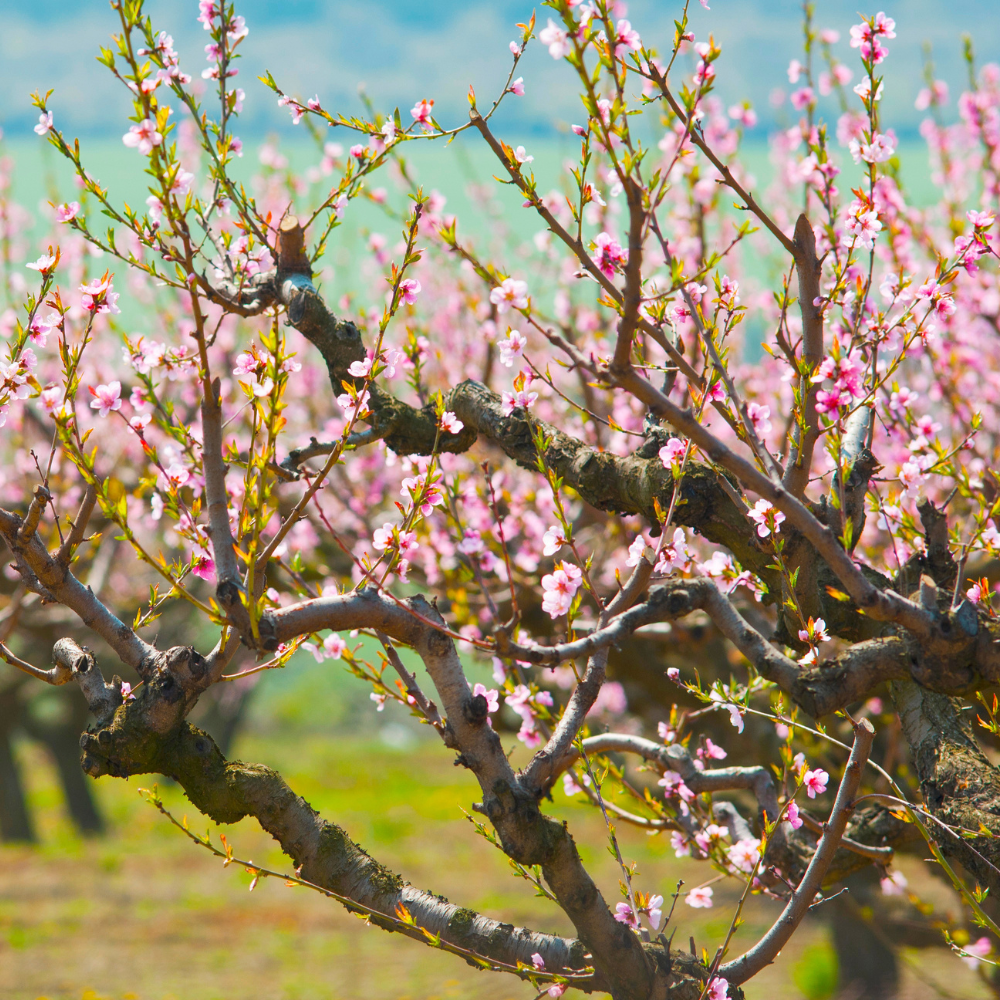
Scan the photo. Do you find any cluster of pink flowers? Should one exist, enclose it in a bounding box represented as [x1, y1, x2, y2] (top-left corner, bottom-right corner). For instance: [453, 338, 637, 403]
[848, 12, 895, 64]
[592, 232, 628, 278]
[506, 683, 553, 747]
[541, 562, 583, 618]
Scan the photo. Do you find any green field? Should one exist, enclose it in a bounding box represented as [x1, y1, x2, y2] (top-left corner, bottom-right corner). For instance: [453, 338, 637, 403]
[0, 724, 991, 1000]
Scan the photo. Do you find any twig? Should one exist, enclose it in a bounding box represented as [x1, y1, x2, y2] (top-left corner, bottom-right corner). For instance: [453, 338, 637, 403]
[720, 718, 875, 983]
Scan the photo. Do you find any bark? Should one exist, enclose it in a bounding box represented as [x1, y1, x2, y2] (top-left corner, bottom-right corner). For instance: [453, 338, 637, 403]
[891, 679, 1000, 896]
[78, 710, 591, 978]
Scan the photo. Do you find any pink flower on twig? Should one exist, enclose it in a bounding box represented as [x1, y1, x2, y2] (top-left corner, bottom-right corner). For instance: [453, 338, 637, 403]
[88, 381, 122, 418]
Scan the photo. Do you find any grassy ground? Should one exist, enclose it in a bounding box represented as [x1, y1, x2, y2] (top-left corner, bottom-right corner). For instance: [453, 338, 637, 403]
[0, 727, 993, 1000]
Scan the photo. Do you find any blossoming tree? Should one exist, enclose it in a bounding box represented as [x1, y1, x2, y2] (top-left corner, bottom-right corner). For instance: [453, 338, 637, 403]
[5, 0, 1000, 996]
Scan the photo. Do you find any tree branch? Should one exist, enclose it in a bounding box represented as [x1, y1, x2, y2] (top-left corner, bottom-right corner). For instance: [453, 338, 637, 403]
[782, 214, 825, 498]
[0, 507, 156, 672]
[720, 718, 875, 984]
[77, 710, 595, 985]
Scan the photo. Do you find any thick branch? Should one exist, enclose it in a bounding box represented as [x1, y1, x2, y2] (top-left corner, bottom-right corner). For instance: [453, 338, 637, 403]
[569, 734, 780, 831]
[78, 711, 592, 983]
[610, 365, 935, 636]
[522, 560, 654, 792]
[266, 589, 657, 997]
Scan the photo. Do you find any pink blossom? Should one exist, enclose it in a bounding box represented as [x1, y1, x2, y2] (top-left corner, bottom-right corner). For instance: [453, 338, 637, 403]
[472, 682, 499, 713]
[961, 937, 992, 969]
[849, 132, 895, 164]
[34, 112, 53, 136]
[501, 389, 538, 416]
[79, 274, 119, 314]
[337, 389, 371, 421]
[410, 98, 434, 125]
[350, 144, 365, 158]
[234, 351, 263, 378]
[497, 329, 526, 367]
[849, 13, 894, 64]
[746, 402, 772, 436]
[541, 562, 583, 618]
[440, 411, 464, 435]
[843, 200, 882, 250]
[790, 87, 815, 111]
[542, 525, 568, 556]
[277, 96, 305, 125]
[709, 689, 745, 732]
[191, 554, 215, 581]
[613, 20, 641, 55]
[401, 474, 444, 516]
[122, 119, 164, 156]
[644, 893, 664, 932]
[726, 837, 761, 874]
[26, 253, 57, 275]
[707, 977, 729, 1000]
[128, 412, 151, 434]
[658, 771, 695, 810]
[510, 77, 525, 96]
[88, 381, 122, 418]
[613, 902, 638, 928]
[490, 278, 529, 313]
[398, 278, 421, 305]
[685, 886, 713, 908]
[539, 19, 571, 59]
[121, 680, 135, 702]
[803, 768, 829, 798]
[372, 522, 397, 551]
[625, 534, 651, 567]
[56, 202, 80, 223]
[514, 145, 533, 164]
[798, 617, 830, 644]
[658, 437, 687, 468]
[717, 275, 740, 310]
[592, 232, 628, 278]
[587, 681, 627, 716]
[324, 633, 347, 659]
[457, 530, 485, 556]
[880, 869, 908, 896]
[370, 692, 386, 711]
[969, 209, 996, 229]
[748, 499, 785, 538]
[28, 313, 55, 346]
[787, 800, 803, 829]
[702, 738, 727, 761]
[728, 104, 757, 128]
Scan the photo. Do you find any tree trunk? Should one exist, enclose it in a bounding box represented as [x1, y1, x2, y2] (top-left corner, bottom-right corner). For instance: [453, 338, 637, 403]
[829, 870, 899, 1000]
[0, 692, 35, 843]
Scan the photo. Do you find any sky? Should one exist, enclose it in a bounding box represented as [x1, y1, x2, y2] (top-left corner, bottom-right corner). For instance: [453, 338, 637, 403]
[0, 1, 998, 143]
